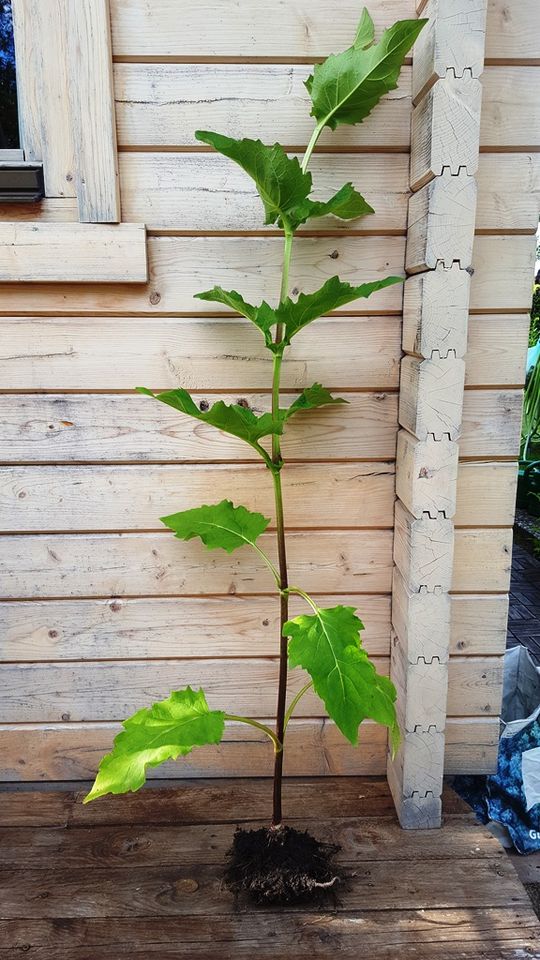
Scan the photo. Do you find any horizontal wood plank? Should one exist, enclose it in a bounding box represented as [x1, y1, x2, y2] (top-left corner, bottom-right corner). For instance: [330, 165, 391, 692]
[0, 223, 147, 283]
[0, 858, 524, 916]
[0, 529, 511, 598]
[0, 593, 506, 662]
[0, 389, 522, 462]
[109, 0, 538, 61]
[0, 391, 399, 461]
[0, 908, 536, 958]
[0, 655, 501, 722]
[481, 69, 540, 148]
[0, 315, 526, 391]
[114, 64, 413, 149]
[0, 462, 515, 531]
[0, 317, 402, 391]
[119, 153, 410, 233]
[0, 595, 390, 661]
[0, 236, 532, 314]
[117, 152, 540, 234]
[0, 530, 394, 597]
[0, 817, 506, 869]
[0, 236, 405, 315]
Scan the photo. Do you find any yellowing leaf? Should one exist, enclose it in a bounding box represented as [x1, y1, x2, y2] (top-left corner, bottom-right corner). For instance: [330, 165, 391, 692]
[84, 688, 225, 802]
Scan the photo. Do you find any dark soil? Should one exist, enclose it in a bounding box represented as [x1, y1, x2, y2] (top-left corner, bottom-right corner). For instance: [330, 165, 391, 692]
[223, 824, 342, 905]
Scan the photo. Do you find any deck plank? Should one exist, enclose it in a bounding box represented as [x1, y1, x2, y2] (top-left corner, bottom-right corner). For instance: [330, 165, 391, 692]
[0, 780, 537, 958]
[0, 909, 538, 959]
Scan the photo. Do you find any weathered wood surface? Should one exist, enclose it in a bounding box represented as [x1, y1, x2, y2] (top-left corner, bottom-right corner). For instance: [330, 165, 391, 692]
[108, 0, 539, 59]
[0, 236, 534, 315]
[117, 152, 540, 234]
[0, 655, 502, 722]
[0, 461, 516, 531]
[0, 389, 524, 461]
[0, 593, 506, 662]
[11, 0, 76, 197]
[0, 717, 498, 782]
[0, 528, 510, 598]
[0, 223, 148, 283]
[67, 0, 120, 222]
[0, 315, 527, 390]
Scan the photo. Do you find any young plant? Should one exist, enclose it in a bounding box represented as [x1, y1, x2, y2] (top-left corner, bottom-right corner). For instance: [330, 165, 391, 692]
[85, 8, 426, 901]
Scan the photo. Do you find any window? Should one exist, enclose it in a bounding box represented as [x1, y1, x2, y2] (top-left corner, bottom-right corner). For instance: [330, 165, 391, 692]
[0, 0, 19, 150]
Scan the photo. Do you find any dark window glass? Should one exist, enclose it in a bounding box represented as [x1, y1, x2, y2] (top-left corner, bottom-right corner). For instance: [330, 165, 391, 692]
[0, 0, 19, 149]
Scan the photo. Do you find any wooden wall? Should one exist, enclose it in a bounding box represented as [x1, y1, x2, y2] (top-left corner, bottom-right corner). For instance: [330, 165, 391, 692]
[0, 0, 538, 782]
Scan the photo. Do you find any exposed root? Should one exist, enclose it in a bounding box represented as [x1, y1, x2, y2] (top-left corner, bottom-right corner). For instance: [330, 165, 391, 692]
[223, 824, 343, 905]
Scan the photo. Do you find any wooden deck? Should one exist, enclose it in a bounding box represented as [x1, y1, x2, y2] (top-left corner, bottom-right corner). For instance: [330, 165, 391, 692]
[0, 777, 539, 958]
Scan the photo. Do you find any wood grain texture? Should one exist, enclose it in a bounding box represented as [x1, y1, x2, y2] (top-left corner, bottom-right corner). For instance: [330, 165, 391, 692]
[0, 595, 390, 661]
[0, 462, 516, 531]
[0, 529, 510, 599]
[119, 153, 409, 234]
[11, 0, 75, 197]
[0, 223, 148, 283]
[481, 68, 540, 148]
[0, 592, 505, 663]
[411, 0, 488, 103]
[0, 235, 405, 314]
[0, 655, 503, 722]
[0, 389, 521, 462]
[67, 0, 120, 221]
[109, 0, 417, 58]
[117, 152, 540, 234]
[0, 530, 394, 598]
[410, 76, 482, 190]
[114, 64, 413, 149]
[0, 235, 530, 314]
[0, 314, 523, 391]
[0, 391, 400, 461]
[109, 0, 538, 60]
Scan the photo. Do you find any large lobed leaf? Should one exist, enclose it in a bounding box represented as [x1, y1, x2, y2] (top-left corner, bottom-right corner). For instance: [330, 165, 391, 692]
[285, 604, 400, 750]
[274, 275, 402, 345]
[196, 275, 402, 351]
[137, 386, 282, 448]
[161, 499, 270, 554]
[306, 13, 426, 131]
[84, 687, 225, 802]
[195, 130, 373, 230]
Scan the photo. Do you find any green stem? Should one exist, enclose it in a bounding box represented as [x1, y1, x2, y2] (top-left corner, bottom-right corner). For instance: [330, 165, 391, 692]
[225, 714, 282, 753]
[283, 680, 313, 732]
[251, 541, 281, 588]
[286, 585, 319, 614]
[301, 120, 325, 173]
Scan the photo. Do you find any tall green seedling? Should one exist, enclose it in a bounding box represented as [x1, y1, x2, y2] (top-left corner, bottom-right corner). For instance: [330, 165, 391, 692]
[85, 9, 426, 829]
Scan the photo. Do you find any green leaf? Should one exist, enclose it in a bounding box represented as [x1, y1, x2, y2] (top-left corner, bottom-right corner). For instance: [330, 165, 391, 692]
[306, 17, 426, 131]
[285, 604, 400, 749]
[274, 274, 403, 344]
[84, 687, 225, 802]
[161, 499, 270, 554]
[193, 286, 276, 348]
[281, 383, 348, 422]
[137, 387, 282, 449]
[195, 130, 312, 229]
[353, 7, 375, 50]
[292, 182, 374, 225]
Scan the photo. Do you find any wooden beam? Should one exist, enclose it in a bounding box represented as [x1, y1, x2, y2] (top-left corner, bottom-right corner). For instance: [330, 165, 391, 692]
[67, 0, 120, 222]
[390, 1, 488, 829]
[0, 223, 147, 283]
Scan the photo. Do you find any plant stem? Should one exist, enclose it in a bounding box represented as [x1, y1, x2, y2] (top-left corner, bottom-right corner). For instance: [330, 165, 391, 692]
[225, 714, 282, 753]
[270, 227, 294, 827]
[283, 680, 313, 732]
[301, 120, 325, 173]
